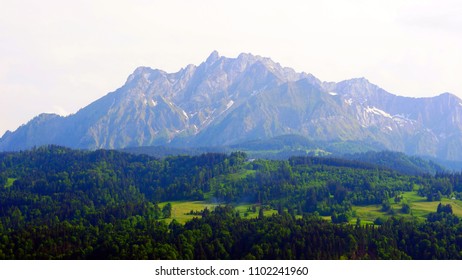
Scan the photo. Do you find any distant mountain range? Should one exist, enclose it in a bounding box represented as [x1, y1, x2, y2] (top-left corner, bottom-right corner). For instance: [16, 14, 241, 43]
[2, 51, 462, 161]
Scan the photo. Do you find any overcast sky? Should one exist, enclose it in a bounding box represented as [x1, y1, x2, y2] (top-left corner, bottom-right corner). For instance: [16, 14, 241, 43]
[1, 0, 461, 135]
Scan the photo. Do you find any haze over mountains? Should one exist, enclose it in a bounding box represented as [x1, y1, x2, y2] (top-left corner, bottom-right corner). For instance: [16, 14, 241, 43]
[1, 51, 462, 161]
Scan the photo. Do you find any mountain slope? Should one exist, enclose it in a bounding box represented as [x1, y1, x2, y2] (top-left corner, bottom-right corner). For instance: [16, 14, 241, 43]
[1, 51, 461, 161]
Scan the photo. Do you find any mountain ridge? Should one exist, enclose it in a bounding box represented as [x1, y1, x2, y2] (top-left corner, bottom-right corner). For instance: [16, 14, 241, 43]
[1, 51, 461, 161]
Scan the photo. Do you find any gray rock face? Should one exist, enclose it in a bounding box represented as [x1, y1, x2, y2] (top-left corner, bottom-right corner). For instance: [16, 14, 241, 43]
[1, 51, 461, 160]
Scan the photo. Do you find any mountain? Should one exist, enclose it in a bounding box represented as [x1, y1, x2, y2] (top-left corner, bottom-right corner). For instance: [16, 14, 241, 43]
[1, 51, 462, 161]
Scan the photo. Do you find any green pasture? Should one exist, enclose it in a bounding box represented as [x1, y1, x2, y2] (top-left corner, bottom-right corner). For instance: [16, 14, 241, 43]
[226, 169, 256, 181]
[353, 204, 391, 224]
[353, 191, 462, 224]
[158, 201, 218, 224]
[158, 200, 278, 224]
[234, 204, 278, 219]
[4, 178, 16, 188]
[159, 191, 462, 225]
[411, 197, 462, 217]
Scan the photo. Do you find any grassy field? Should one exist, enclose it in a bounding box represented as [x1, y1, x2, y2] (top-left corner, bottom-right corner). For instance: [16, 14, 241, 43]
[159, 190, 462, 225]
[411, 197, 462, 217]
[234, 204, 278, 219]
[158, 200, 278, 224]
[158, 201, 218, 224]
[4, 178, 16, 188]
[353, 191, 462, 224]
[353, 205, 391, 224]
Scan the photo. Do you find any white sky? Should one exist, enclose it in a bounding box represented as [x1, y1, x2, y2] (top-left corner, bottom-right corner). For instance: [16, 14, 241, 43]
[1, 0, 461, 135]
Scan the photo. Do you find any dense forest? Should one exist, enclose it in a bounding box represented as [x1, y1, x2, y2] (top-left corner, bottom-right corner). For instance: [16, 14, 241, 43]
[1, 145, 462, 259]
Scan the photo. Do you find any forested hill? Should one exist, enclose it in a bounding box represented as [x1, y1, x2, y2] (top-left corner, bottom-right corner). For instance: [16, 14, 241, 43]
[121, 143, 446, 175]
[342, 151, 445, 175]
[2, 146, 462, 259]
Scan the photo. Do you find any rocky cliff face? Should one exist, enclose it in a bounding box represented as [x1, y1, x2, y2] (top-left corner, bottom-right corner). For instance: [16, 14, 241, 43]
[1, 51, 461, 160]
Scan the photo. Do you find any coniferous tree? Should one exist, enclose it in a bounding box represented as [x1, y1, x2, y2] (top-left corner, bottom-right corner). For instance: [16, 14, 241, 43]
[162, 203, 172, 218]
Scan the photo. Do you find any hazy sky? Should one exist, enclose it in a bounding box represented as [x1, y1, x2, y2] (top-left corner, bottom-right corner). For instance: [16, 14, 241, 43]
[1, 0, 461, 135]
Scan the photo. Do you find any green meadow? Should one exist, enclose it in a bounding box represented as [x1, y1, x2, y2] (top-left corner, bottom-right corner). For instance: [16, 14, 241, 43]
[4, 178, 16, 188]
[158, 201, 217, 224]
[352, 191, 462, 224]
[159, 200, 278, 224]
[158, 191, 462, 225]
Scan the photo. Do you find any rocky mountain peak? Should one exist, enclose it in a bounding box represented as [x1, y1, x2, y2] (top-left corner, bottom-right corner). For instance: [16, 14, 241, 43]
[337, 77, 373, 90]
[1, 52, 461, 161]
[334, 77, 393, 104]
[436, 92, 458, 101]
[125, 66, 158, 84]
[206, 50, 220, 65]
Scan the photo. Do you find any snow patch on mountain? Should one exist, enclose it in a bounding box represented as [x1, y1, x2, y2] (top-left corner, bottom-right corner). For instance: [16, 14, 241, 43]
[226, 100, 234, 109]
[181, 109, 188, 119]
[366, 106, 392, 118]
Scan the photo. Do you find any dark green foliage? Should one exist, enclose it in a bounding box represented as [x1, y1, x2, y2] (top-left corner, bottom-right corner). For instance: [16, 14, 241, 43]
[2, 205, 462, 260]
[374, 217, 385, 225]
[401, 203, 411, 214]
[0, 173, 6, 187]
[331, 212, 350, 224]
[427, 204, 460, 226]
[345, 151, 445, 175]
[437, 203, 453, 214]
[162, 203, 172, 218]
[258, 207, 264, 219]
[1, 146, 462, 259]
[381, 200, 391, 212]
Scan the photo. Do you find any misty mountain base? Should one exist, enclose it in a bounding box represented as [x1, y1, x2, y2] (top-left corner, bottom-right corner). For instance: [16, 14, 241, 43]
[2, 52, 462, 162]
[2, 146, 462, 259]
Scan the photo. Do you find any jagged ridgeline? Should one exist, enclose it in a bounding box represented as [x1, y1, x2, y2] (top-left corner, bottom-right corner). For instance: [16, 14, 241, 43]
[2, 51, 462, 161]
[2, 146, 462, 259]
